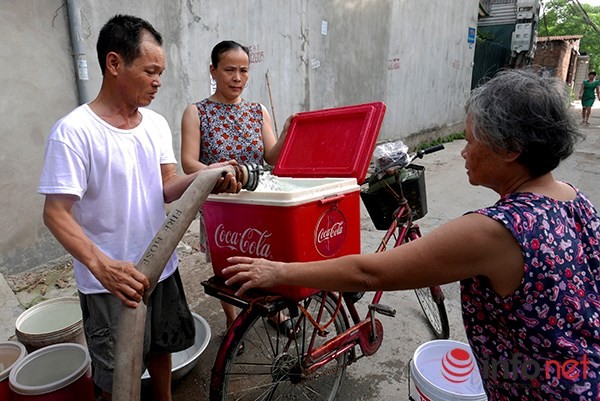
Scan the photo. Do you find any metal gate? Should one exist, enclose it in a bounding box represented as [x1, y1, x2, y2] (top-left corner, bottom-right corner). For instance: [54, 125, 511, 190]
[471, 37, 511, 88]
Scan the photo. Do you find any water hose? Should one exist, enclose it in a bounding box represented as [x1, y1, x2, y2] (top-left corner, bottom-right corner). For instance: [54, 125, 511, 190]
[112, 166, 233, 401]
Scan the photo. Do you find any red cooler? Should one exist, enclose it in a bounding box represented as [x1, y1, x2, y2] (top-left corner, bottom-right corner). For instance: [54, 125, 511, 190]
[203, 102, 386, 300]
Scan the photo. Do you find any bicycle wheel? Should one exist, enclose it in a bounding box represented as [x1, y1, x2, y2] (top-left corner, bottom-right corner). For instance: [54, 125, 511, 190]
[211, 292, 349, 401]
[414, 286, 450, 339]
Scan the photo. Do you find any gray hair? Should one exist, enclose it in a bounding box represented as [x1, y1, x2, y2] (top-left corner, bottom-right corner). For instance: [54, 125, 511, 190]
[466, 69, 584, 177]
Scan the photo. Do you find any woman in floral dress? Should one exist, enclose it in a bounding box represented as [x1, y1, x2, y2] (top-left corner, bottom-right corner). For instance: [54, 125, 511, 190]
[225, 70, 599, 400]
[181, 40, 294, 337]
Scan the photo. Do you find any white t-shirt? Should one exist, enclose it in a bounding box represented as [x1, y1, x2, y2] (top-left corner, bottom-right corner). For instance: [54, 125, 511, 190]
[38, 104, 179, 294]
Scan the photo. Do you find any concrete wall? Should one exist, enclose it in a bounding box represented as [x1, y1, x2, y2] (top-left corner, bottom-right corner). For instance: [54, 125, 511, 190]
[0, 0, 478, 275]
[575, 55, 590, 90]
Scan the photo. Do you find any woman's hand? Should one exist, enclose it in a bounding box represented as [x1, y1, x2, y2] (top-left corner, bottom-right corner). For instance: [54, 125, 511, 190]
[280, 113, 297, 138]
[223, 256, 285, 295]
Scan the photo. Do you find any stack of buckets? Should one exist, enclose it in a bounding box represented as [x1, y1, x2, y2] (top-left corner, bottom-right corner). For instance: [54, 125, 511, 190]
[410, 340, 488, 401]
[1, 296, 94, 401]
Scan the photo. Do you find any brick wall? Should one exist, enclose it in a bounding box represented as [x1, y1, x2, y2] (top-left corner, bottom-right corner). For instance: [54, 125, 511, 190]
[533, 39, 579, 82]
[533, 40, 569, 79]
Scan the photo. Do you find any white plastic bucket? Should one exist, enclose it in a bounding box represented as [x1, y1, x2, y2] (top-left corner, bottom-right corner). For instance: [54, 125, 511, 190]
[8, 343, 94, 401]
[0, 342, 28, 401]
[15, 297, 86, 353]
[410, 340, 487, 401]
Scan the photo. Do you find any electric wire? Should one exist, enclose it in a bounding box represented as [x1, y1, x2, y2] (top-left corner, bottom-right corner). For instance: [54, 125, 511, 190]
[570, 0, 600, 35]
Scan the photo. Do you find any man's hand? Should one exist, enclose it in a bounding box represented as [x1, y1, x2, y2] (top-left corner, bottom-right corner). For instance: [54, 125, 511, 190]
[207, 161, 243, 194]
[43, 195, 149, 308]
[93, 259, 150, 308]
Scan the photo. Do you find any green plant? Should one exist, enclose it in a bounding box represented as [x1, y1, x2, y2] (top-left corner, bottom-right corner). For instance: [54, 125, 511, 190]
[413, 131, 465, 152]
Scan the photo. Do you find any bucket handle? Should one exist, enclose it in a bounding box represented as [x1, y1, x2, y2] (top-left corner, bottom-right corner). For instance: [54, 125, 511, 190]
[407, 357, 417, 401]
[320, 194, 345, 205]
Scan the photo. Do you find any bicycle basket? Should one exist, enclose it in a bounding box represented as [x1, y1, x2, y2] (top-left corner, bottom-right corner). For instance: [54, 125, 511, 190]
[360, 164, 428, 230]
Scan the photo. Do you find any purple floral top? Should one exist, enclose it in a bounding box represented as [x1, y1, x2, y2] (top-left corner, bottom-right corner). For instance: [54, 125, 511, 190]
[462, 189, 599, 400]
[194, 98, 264, 165]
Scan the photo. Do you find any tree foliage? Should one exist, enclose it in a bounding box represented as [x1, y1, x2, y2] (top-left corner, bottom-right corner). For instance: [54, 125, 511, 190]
[540, 0, 600, 70]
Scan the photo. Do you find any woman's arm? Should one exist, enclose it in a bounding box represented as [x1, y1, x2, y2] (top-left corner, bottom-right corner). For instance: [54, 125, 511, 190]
[181, 104, 210, 174]
[262, 105, 296, 165]
[179, 104, 243, 195]
[224, 213, 524, 297]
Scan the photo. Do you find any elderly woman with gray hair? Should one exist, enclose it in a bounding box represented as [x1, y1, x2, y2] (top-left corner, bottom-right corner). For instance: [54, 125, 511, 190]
[223, 69, 599, 401]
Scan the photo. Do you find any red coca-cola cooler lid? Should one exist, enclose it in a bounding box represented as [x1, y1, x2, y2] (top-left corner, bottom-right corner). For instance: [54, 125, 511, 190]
[273, 101, 386, 182]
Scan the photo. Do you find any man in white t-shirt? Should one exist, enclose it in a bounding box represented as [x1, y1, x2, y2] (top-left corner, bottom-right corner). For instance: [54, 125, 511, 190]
[38, 15, 240, 401]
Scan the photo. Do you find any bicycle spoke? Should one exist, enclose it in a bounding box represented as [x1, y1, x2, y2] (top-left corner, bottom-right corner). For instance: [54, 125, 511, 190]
[227, 370, 293, 401]
[227, 380, 277, 401]
[303, 381, 338, 400]
[414, 287, 449, 339]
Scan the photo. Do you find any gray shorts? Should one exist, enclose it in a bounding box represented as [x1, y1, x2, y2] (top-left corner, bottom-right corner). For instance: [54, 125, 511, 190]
[79, 269, 195, 393]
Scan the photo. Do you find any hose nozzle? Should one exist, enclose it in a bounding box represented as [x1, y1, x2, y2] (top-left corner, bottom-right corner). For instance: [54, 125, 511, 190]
[233, 163, 264, 191]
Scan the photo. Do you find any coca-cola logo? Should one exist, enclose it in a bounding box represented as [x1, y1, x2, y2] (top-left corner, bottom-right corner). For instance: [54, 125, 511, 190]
[214, 224, 272, 258]
[314, 209, 347, 257]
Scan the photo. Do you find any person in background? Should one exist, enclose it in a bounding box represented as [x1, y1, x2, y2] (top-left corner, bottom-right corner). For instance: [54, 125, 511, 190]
[224, 70, 599, 401]
[180, 40, 295, 340]
[579, 71, 600, 125]
[38, 15, 240, 401]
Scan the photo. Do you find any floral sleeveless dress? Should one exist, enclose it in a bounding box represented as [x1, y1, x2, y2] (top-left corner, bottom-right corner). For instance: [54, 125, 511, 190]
[462, 189, 600, 400]
[194, 98, 264, 165]
[194, 98, 265, 256]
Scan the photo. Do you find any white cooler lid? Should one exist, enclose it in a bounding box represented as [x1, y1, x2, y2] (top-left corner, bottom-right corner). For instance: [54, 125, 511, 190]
[206, 177, 358, 206]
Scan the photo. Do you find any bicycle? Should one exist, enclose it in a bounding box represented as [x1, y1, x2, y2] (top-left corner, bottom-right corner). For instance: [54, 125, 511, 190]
[201, 143, 449, 401]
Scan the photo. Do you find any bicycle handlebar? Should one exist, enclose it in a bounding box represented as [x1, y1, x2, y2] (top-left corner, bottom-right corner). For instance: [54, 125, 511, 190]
[366, 143, 446, 182]
[414, 144, 445, 160]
